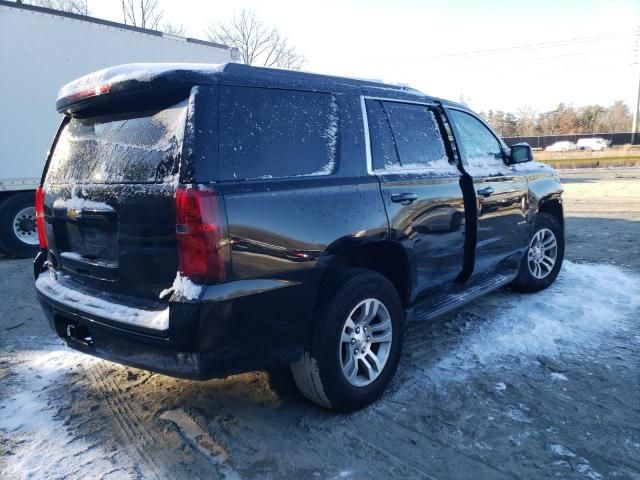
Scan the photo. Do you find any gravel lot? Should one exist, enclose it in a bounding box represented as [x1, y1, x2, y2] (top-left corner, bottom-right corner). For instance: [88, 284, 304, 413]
[1, 168, 639, 480]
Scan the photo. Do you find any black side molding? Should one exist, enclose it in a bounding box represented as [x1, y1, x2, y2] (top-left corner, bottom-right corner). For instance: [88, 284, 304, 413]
[455, 172, 477, 284]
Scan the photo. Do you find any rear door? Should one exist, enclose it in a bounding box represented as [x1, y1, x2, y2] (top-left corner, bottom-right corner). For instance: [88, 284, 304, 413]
[42, 94, 191, 300]
[364, 98, 466, 301]
[446, 108, 529, 277]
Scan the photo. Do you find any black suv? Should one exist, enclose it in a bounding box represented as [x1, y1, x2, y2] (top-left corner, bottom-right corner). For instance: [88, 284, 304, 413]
[35, 63, 564, 411]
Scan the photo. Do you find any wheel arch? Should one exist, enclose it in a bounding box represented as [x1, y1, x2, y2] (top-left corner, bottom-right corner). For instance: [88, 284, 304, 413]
[316, 240, 412, 308]
[537, 196, 564, 228]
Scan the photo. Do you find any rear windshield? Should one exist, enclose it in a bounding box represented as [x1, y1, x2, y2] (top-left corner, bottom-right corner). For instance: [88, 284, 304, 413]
[46, 99, 187, 184]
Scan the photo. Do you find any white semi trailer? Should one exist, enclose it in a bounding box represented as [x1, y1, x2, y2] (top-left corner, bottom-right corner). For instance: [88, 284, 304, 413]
[0, 1, 238, 257]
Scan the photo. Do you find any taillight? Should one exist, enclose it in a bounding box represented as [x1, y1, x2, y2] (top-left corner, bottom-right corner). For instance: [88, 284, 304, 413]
[67, 84, 111, 102]
[35, 186, 47, 249]
[175, 186, 226, 283]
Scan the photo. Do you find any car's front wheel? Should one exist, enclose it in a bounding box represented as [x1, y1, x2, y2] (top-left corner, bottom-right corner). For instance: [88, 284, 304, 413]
[291, 270, 405, 411]
[510, 212, 564, 293]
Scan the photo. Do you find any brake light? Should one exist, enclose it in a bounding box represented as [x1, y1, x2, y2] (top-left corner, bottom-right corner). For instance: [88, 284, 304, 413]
[35, 186, 47, 249]
[67, 84, 110, 102]
[175, 186, 226, 283]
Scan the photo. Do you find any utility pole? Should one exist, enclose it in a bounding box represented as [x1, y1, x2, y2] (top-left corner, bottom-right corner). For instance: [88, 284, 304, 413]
[633, 67, 640, 145]
[633, 27, 640, 145]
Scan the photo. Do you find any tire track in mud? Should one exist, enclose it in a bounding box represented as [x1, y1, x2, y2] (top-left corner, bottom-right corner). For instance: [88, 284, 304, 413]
[0, 350, 134, 479]
[88, 362, 171, 479]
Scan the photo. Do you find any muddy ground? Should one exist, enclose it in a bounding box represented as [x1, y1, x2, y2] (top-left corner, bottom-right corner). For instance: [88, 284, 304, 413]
[1, 168, 639, 479]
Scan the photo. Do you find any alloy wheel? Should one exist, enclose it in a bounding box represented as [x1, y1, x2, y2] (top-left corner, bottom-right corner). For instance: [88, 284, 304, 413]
[339, 298, 393, 387]
[527, 228, 558, 279]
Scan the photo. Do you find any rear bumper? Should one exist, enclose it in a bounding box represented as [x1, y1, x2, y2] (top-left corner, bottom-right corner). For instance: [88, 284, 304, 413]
[37, 287, 208, 379]
[35, 252, 314, 379]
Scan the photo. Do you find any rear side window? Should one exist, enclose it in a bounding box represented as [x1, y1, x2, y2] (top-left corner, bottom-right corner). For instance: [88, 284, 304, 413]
[219, 87, 338, 180]
[46, 100, 187, 184]
[365, 100, 399, 170]
[365, 99, 450, 172]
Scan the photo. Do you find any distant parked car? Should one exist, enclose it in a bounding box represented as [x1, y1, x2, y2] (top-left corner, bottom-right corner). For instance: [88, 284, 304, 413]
[576, 138, 609, 151]
[545, 141, 577, 152]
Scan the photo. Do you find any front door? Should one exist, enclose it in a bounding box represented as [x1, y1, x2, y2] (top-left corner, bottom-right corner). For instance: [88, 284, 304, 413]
[446, 108, 529, 277]
[364, 98, 466, 301]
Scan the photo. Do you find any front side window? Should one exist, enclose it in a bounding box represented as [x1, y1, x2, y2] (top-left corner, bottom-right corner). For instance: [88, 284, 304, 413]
[448, 109, 504, 169]
[219, 87, 338, 180]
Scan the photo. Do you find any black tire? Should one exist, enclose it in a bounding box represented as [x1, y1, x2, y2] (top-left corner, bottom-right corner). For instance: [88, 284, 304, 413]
[510, 212, 564, 293]
[0, 192, 39, 258]
[291, 269, 405, 412]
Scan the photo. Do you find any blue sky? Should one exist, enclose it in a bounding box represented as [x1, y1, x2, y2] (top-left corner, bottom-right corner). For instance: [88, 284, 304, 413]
[91, 0, 639, 114]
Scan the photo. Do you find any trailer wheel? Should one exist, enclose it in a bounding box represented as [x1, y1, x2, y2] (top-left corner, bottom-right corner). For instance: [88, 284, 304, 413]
[0, 192, 39, 258]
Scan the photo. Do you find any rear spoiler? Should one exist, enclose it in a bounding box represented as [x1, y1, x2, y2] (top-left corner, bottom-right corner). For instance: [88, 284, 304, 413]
[56, 63, 225, 115]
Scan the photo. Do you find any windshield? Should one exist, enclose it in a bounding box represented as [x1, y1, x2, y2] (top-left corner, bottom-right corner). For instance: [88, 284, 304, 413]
[46, 99, 187, 184]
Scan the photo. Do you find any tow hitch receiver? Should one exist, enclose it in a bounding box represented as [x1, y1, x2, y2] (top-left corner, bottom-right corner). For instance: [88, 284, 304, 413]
[58, 319, 94, 350]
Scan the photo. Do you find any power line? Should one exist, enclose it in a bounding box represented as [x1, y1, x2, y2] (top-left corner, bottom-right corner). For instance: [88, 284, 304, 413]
[444, 47, 635, 71]
[339, 31, 638, 67]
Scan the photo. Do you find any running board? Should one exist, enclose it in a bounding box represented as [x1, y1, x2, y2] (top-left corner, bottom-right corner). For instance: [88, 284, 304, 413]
[408, 271, 517, 322]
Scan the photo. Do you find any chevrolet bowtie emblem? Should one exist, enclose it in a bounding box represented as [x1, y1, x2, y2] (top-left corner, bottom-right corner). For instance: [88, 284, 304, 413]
[66, 208, 82, 220]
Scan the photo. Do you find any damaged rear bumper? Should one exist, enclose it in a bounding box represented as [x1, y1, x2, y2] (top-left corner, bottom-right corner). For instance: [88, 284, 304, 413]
[34, 251, 308, 379]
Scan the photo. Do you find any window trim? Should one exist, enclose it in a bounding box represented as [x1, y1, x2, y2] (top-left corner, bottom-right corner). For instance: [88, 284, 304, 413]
[360, 95, 453, 175]
[445, 106, 508, 166]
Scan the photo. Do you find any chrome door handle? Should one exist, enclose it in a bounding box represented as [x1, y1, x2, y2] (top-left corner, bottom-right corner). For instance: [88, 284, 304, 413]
[477, 186, 494, 197]
[391, 193, 418, 205]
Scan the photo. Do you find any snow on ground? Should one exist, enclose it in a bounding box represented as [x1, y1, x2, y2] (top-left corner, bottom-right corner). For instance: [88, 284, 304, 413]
[159, 409, 240, 480]
[3, 261, 639, 478]
[400, 261, 640, 387]
[0, 347, 132, 479]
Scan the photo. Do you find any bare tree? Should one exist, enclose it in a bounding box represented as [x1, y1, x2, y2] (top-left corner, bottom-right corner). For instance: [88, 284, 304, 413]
[27, 0, 90, 15]
[121, 0, 163, 29]
[205, 10, 304, 69]
[515, 106, 538, 136]
[162, 22, 187, 36]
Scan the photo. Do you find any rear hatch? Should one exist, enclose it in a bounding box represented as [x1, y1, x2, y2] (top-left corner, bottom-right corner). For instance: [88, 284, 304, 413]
[43, 93, 189, 300]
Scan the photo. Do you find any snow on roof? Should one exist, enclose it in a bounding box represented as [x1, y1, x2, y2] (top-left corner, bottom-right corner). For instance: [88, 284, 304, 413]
[58, 63, 225, 99]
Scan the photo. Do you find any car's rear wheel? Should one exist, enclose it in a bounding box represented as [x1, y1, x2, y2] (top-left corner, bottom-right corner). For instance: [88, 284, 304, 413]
[291, 270, 405, 411]
[0, 192, 39, 258]
[510, 212, 564, 293]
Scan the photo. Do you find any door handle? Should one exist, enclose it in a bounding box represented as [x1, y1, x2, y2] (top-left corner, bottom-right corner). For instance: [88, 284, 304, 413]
[477, 186, 494, 197]
[391, 193, 418, 205]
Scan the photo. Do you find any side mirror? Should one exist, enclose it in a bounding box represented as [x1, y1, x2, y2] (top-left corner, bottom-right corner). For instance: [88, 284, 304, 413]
[509, 143, 533, 164]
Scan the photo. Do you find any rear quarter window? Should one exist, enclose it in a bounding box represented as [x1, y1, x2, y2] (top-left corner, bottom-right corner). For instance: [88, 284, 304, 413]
[219, 87, 338, 180]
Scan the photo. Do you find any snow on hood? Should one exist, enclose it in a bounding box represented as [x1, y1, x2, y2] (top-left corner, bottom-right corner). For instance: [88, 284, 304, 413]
[58, 63, 226, 99]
